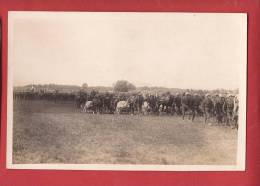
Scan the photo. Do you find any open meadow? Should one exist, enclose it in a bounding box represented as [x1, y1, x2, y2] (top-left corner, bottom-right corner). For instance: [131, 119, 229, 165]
[13, 100, 237, 165]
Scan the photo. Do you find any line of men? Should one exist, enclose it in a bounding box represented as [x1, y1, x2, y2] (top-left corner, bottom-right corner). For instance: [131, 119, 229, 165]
[76, 90, 239, 129]
[14, 90, 76, 102]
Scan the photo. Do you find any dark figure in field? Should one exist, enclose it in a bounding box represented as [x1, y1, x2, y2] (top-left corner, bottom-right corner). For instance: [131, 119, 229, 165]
[233, 96, 239, 129]
[103, 92, 114, 114]
[181, 92, 195, 121]
[214, 95, 226, 124]
[167, 94, 176, 115]
[202, 94, 214, 124]
[134, 94, 144, 113]
[127, 95, 136, 115]
[174, 93, 182, 116]
[147, 94, 159, 114]
[225, 95, 235, 126]
[92, 93, 103, 114]
[191, 94, 203, 121]
[211, 94, 218, 122]
[89, 90, 98, 100]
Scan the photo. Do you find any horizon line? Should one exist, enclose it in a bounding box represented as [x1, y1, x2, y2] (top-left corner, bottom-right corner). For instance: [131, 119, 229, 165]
[13, 83, 238, 91]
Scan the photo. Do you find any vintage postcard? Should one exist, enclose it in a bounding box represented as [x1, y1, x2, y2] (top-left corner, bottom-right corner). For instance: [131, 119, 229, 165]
[7, 11, 247, 170]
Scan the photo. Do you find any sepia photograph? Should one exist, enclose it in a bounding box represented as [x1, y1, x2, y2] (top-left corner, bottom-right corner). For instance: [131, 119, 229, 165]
[7, 12, 247, 170]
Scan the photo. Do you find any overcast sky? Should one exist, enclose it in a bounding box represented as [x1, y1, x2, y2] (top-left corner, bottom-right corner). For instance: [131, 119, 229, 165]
[9, 12, 247, 90]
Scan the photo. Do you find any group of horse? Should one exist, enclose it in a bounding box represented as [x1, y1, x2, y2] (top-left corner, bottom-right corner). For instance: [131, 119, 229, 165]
[76, 90, 239, 129]
[13, 89, 239, 129]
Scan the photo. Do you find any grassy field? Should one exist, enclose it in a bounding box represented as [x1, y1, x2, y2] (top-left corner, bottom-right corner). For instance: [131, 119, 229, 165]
[13, 100, 237, 165]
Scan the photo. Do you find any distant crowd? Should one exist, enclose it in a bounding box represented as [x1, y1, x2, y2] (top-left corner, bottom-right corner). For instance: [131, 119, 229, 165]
[14, 88, 239, 129]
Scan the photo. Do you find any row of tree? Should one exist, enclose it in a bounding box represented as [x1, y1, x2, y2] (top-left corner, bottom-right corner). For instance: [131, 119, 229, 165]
[14, 80, 238, 95]
[82, 80, 136, 92]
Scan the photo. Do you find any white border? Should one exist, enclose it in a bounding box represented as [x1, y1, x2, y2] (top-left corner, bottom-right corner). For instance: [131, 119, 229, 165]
[6, 11, 247, 171]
